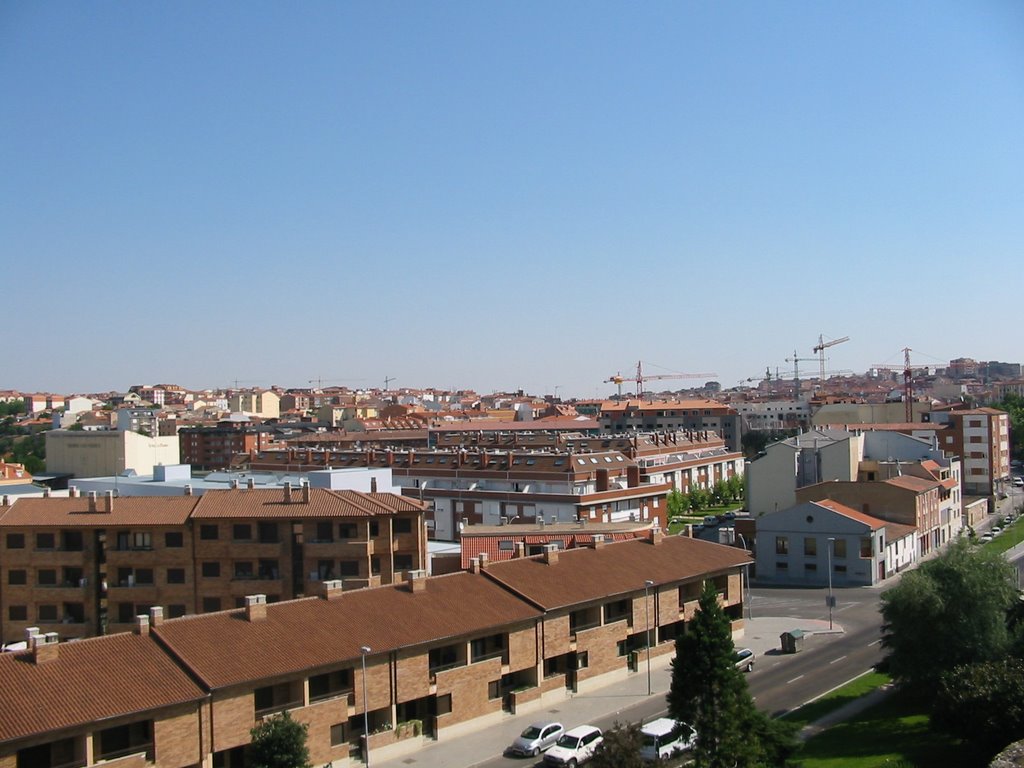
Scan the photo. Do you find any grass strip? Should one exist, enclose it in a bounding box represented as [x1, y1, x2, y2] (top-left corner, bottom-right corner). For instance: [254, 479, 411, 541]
[780, 671, 890, 729]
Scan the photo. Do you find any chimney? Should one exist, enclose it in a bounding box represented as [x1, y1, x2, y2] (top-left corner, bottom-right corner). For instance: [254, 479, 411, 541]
[230, 478, 239, 490]
[149, 606, 164, 627]
[135, 613, 150, 636]
[370, 476, 377, 493]
[647, 524, 664, 545]
[1, 495, 8, 507]
[469, 557, 481, 574]
[387, 450, 395, 467]
[498, 516, 505, 527]
[103, 491, 114, 513]
[515, 541, 526, 558]
[592, 534, 606, 549]
[68, 486, 78, 498]
[478, 552, 489, 570]
[283, 481, 293, 504]
[25, 627, 40, 644]
[183, 484, 193, 496]
[318, 579, 344, 601]
[406, 569, 428, 593]
[538, 516, 546, 529]
[542, 543, 559, 565]
[87, 491, 98, 513]
[245, 594, 267, 622]
[247, 477, 256, 490]
[301, 480, 310, 503]
[42, 487, 51, 498]
[31, 632, 60, 664]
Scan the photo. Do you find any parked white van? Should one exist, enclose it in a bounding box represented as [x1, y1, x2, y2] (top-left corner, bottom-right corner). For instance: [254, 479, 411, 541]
[639, 718, 695, 761]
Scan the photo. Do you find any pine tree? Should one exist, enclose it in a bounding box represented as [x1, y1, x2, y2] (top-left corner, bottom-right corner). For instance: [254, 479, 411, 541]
[666, 580, 796, 767]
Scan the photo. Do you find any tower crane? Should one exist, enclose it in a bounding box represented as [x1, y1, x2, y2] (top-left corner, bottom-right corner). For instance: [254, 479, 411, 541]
[605, 360, 717, 398]
[812, 334, 850, 383]
[307, 377, 366, 389]
[869, 347, 920, 422]
[784, 350, 816, 399]
[383, 376, 397, 390]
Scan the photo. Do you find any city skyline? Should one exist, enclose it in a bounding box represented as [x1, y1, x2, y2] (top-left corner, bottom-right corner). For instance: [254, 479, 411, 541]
[3, 2, 1022, 396]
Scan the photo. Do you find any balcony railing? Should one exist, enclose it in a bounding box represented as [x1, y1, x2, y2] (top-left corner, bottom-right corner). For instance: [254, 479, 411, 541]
[470, 649, 506, 664]
[428, 658, 466, 677]
[569, 618, 601, 636]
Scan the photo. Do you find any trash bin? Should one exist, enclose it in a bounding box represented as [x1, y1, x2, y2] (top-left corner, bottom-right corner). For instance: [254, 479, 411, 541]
[780, 629, 805, 654]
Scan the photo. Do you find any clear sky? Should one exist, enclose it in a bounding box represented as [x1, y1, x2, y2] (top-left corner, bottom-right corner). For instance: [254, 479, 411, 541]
[2, 1, 1022, 398]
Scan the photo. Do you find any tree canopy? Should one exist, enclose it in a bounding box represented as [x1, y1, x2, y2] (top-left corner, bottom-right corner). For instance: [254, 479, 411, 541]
[880, 538, 1020, 689]
[590, 721, 664, 768]
[248, 711, 311, 768]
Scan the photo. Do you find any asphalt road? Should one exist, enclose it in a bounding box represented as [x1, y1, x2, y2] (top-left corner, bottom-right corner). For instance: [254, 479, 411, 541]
[476, 584, 885, 768]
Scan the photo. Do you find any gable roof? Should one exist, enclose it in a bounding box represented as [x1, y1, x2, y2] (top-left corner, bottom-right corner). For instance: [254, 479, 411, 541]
[154, 572, 540, 689]
[482, 536, 749, 611]
[813, 500, 917, 542]
[188, 488, 426, 519]
[0, 633, 204, 745]
[0, 495, 199, 527]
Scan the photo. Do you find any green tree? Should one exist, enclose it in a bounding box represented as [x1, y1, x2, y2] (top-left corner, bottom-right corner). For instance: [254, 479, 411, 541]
[711, 479, 728, 505]
[667, 582, 753, 767]
[725, 474, 743, 502]
[666, 489, 687, 519]
[590, 721, 664, 768]
[932, 658, 1024, 753]
[248, 711, 311, 768]
[880, 538, 1019, 689]
[987, 394, 1024, 461]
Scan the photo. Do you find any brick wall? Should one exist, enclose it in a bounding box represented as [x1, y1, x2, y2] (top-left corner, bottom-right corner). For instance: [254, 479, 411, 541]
[542, 614, 571, 657]
[152, 702, 202, 768]
[506, 623, 538, 670]
[395, 649, 431, 702]
[290, 695, 351, 767]
[575, 622, 628, 682]
[210, 690, 255, 751]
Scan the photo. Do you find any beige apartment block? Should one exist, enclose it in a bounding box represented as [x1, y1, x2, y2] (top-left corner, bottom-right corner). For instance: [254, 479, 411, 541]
[45, 429, 180, 477]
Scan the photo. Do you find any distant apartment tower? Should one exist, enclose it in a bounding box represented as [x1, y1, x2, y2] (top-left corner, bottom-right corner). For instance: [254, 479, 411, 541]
[930, 408, 1010, 496]
[179, 421, 274, 470]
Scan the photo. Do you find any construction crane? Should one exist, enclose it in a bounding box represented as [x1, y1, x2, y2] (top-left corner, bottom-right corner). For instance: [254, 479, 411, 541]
[307, 377, 366, 388]
[812, 334, 850, 383]
[784, 350, 816, 399]
[383, 376, 397, 390]
[605, 360, 717, 398]
[869, 347, 918, 422]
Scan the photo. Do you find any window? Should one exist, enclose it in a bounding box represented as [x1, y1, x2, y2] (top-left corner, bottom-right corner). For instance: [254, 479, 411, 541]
[134, 568, 154, 585]
[487, 680, 501, 700]
[200, 525, 218, 540]
[117, 602, 135, 623]
[257, 522, 279, 544]
[833, 539, 847, 558]
[309, 669, 353, 702]
[38, 605, 58, 622]
[435, 694, 452, 715]
[61, 530, 84, 551]
[804, 563, 817, 572]
[165, 531, 184, 548]
[369, 522, 380, 537]
[394, 554, 414, 571]
[258, 560, 279, 579]
[775, 536, 789, 555]
[860, 537, 872, 558]
[330, 723, 346, 747]
[804, 538, 817, 557]
[167, 568, 186, 584]
[63, 567, 83, 586]
[201, 562, 221, 578]
[132, 532, 152, 550]
[234, 561, 254, 579]
[8, 569, 26, 585]
[776, 561, 788, 570]
[339, 560, 359, 577]
[36, 533, 55, 550]
[232, 524, 252, 541]
[201, 597, 221, 612]
[6, 533, 24, 549]
[38, 569, 57, 586]
[498, 541, 515, 551]
[394, 518, 413, 534]
[168, 604, 187, 618]
[835, 564, 847, 573]
[8, 605, 27, 621]
[317, 560, 335, 580]
[370, 557, 381, 576]
[338, 523, 357, 539]
[315, 521, 333, 542]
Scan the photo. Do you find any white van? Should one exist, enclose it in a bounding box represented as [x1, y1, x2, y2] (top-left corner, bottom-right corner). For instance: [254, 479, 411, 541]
[639, 718, 695, 761]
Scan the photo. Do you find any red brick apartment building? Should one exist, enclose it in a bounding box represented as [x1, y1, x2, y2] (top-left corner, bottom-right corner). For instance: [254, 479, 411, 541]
[0, 533, 748, 768]
[0, 486, 428, 644]
[236, 429, 744, 541]
[178, 422, 278, 470]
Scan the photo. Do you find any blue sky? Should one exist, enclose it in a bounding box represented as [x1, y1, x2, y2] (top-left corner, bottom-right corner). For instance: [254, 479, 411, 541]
[2, 1, 1022, 397]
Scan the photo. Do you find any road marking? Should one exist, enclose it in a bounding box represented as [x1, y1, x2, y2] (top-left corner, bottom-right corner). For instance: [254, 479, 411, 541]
[868, 639, 882, 646]
[828, 655, 847, 665]
[786, 674, 805, 684]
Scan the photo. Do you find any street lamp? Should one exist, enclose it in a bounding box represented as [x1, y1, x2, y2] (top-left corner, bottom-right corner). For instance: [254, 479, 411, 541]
[644, 579, 655, 696]
[826, 538, 835, 630]
[737, 533, 752, 620]
[360, 645, 372, 767]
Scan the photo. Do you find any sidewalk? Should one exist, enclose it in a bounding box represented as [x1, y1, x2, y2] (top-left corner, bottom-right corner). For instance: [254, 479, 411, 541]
[374, 616, 841, 768]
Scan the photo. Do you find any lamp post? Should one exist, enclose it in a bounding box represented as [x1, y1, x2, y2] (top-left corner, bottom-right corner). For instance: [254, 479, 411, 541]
[360, 645, 372, 767]
[826, 538, 835, 630]
[644, 579, 655, 695]
[737, 533, 752, 620]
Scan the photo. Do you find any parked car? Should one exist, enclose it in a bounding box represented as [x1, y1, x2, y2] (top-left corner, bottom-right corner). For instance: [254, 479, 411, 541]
[1013, 477, 1023, 487]
[980, 533, 994, 543]
[703, 515, 719, 526]
[734, 647, 755, 672]
[640, 718, 696, 761]
[543, 725, 603, 766]
[509, 721, 564, 758]
[992, 526, 1003, 535]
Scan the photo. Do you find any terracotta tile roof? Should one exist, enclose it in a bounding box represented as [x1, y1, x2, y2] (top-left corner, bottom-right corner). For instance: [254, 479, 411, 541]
[154, 572, 541, 689]
[189, 488, 427, 519]
[883, 475, 940, 493]
[482, 536, 749, 611]
[0, 633, 204, 745]
[814, 499, 886, 530]
[0, 496, 199, 527]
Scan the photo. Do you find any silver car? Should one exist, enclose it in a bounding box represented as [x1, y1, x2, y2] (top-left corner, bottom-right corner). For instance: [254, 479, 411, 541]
[509, 721, 565, 758]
